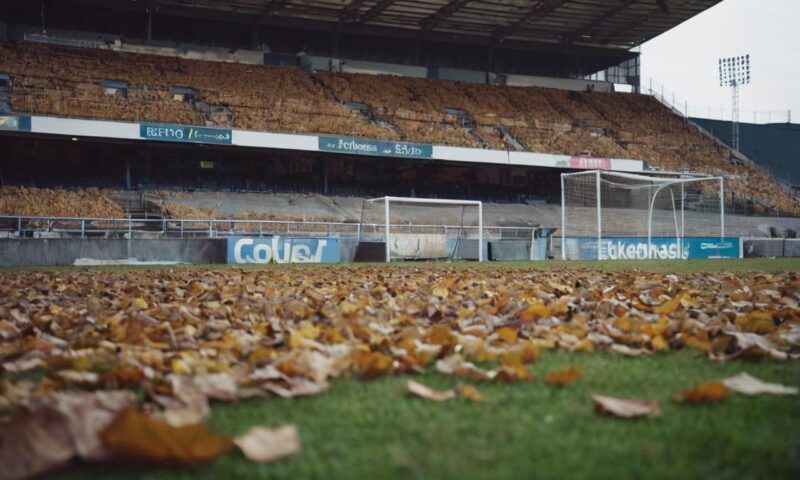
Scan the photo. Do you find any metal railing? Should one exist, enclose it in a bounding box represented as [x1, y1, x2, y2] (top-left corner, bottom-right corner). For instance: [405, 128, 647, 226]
[0, 215, 544, 240]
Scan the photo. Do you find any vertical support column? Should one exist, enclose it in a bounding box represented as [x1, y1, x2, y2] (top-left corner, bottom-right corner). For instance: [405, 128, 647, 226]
[146, 0, 155, 41]
[720, 177, 725, 239]
[596, 170, 602, 260]
[384, 198, 390, 263]
[478, 202, 483, 262]
[125, 158, 131, 190]
[680, 182, 685, 257]
[560, 174, 566, 260]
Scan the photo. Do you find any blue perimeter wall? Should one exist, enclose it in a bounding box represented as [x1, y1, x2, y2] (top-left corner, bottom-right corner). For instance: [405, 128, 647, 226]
[564, 237, 740, 260]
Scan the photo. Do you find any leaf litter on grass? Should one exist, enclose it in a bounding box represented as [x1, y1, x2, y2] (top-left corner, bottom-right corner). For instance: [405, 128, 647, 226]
[0, 267, 799, 477]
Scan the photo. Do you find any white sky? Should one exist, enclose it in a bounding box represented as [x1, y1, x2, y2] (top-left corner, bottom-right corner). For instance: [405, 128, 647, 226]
[639, 0, 800, 122]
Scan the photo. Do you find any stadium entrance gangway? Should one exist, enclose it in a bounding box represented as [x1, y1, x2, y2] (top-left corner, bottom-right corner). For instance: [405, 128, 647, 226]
[0, 215, 540, 241]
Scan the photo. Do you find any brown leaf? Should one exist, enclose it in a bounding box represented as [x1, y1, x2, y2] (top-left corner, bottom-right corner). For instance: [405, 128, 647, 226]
[0, 404, 74, 480]
[406, 380, 456, 401]
[233, 425, 301, 463]
[351, 351, 393, 379]
[101, 407, 233, 465]
[0, 391, 131, 480]
[721, 372, 798, 396]
[435, 355, 496, 381]
[674, 382, 730, 404]
[592, 395, 661, 419]
[459, 384, 485, 402]
[544, 367, 583, 387]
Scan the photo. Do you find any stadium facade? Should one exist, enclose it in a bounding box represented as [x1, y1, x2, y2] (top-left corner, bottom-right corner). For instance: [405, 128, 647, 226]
[0, 0, 798, 265]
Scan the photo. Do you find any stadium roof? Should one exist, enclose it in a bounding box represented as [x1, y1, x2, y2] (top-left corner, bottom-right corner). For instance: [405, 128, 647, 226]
[66, 0, 722, 51]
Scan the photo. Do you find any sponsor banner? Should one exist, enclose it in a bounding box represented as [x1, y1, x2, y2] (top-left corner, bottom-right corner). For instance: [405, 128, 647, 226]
[319, 135, 432, 159]
[0, 115, 31, 132]
[227, 237, 340, 264]
[564, 237, 740, 260]
[568, 156, 611, 170]
[140, 123, 232, 144]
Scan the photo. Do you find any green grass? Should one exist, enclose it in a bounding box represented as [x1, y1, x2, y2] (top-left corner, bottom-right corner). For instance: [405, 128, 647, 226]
[51, 352, 800, 480]
[4, 257, 800, 274]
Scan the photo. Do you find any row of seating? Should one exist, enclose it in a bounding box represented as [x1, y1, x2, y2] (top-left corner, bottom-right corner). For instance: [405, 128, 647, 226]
[0, 40, 797, 215]
[0, 187, 125, 218]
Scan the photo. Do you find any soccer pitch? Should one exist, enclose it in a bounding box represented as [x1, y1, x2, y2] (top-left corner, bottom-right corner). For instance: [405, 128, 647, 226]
[2, 259, 799, 480]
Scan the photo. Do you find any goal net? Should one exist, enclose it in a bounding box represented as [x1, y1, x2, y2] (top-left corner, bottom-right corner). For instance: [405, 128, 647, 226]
[358, 197, 484, 262]
[561, 170, 725, 260]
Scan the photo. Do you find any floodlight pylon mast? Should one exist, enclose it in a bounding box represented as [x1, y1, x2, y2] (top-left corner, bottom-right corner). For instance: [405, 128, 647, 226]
[718, 54, 750, 153]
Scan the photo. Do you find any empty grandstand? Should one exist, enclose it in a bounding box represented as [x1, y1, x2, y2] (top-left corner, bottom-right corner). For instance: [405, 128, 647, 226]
[0, 0, 797, 264]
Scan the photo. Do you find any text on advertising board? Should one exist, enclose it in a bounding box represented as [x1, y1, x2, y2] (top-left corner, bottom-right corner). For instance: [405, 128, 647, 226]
[140, 124, 232, 144]
[227, 237, 340, 264]
[318, 136, 432, 159]
[563, 237, 739, 260]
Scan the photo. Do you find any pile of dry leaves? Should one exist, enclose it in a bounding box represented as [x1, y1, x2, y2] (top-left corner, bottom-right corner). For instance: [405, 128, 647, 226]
[0, 267, 798, 478]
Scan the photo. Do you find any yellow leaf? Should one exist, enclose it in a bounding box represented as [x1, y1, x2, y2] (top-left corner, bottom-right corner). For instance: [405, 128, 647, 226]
[432, 287, 449, 299]
[654, 293, 686, 314]
[651, 335, 669, 351]
[133, 298, 149, 310]
[495, 327, 518, 344]
[518, 302, 550, 322]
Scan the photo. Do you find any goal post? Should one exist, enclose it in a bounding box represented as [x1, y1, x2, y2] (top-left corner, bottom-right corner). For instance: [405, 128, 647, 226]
[561, 170, 725, 260]
[358, 197, 483, 262]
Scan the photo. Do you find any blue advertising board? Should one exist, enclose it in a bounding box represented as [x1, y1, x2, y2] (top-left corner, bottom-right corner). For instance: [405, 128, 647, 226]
[0, 115, 31, 132]
[318, 135, 432, 159]
[564, 237, 740, 260]
[140, 123, 232, 145]
[227, 237, 340, 264]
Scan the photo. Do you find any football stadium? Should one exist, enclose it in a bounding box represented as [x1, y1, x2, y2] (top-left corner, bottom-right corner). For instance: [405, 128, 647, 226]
[0, 1, 798, 479]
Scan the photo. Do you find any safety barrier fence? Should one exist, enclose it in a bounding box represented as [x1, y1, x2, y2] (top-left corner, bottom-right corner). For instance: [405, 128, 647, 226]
[0, 216, 542, 240]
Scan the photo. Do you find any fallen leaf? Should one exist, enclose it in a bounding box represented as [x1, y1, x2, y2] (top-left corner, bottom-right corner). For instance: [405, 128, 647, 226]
[592, 395, 661, 419]
[406, 380, 456, 401]
[101, 407, 233, 465]
[459, 384, 485, 402]
[544, 367, 583, 387]
[0, 404, 74, 480]
[191, 373, 238, 402]
[435, 356, 496, 381]
[0, 391, 131, 480]
[674, 382, 729, 404]
[610, 344, 651, 357]
[721, 372, 798, 396]
[233, 424, 301, 463]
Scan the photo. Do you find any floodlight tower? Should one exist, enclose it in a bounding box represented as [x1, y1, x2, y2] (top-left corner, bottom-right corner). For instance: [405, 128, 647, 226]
[718, 54, 750, 152]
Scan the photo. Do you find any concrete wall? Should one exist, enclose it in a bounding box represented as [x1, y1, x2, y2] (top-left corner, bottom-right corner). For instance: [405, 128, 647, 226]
[742, 238, 800, 258]
[0, 239, 227, 266]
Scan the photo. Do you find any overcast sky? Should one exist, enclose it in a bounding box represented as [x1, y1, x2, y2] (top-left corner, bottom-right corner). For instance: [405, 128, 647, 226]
[639, 0, 800, 123]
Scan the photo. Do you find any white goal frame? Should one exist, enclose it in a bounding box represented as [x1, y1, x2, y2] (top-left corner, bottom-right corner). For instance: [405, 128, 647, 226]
[360, 197, 483, 262]
[560, 170, 725, 260]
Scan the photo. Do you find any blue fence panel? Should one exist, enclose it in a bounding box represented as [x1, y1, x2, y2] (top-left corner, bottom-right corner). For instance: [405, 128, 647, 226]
[564, 237, 740, 260]
[227, 237, 340, 264]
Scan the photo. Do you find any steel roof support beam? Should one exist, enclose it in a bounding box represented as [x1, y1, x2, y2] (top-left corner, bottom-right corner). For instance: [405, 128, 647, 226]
[340, 0, 371, 22]
[420, 0, 472, 31]
[357, 0, 396, 24]
[562, 0, 636, 46]
[494, 0, 569, 42]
